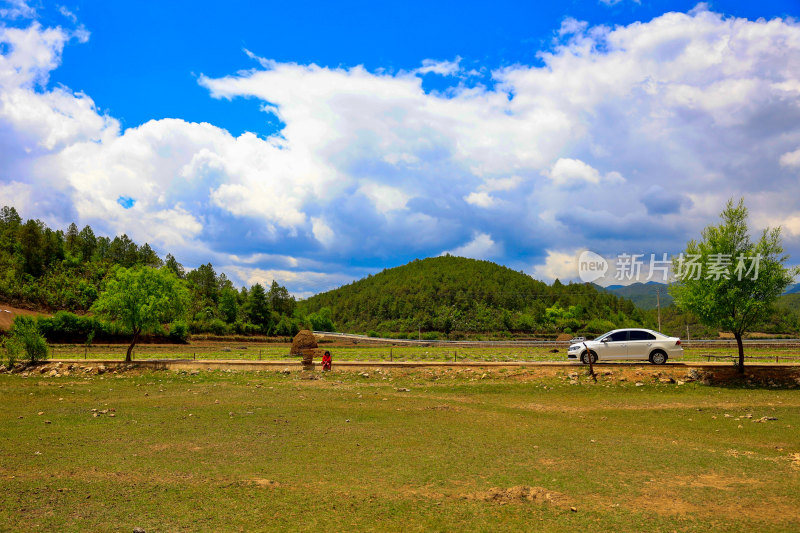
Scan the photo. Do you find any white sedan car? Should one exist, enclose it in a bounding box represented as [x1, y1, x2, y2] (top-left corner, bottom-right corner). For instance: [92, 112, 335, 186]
[567, 328, 683, 365]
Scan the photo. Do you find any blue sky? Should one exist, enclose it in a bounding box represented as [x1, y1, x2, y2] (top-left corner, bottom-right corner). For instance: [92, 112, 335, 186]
[1, 0, 800, 295]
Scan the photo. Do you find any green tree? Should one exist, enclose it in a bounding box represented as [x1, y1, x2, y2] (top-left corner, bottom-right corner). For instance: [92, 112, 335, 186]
[671, 199, 798, 372]
[78, 225, 97, 260]
[247, 283, 272, 332]
[219, 287, 239, 323]
[268, 280, 295, 316]
[91, 266, 189, 361]
[307, 307, 335, 332]
[164, 253, 185, 279]
[3, 316, 49, 366]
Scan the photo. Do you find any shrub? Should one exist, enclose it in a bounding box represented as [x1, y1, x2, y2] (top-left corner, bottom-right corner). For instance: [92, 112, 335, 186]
[1, 336, 20, 369]
[272, 316, 300, 337]
[307, 307, 335, 332]
[168, 320, 189, 343]
[584, 318, 617, 335]
[367, 330, 379, 338]
[234, 321, 261, 335]
[208, 318, 229, 336]
[6, 316, 49, 364]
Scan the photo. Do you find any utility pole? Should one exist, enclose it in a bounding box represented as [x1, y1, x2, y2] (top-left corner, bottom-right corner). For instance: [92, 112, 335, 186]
[656, 286, 662, 332]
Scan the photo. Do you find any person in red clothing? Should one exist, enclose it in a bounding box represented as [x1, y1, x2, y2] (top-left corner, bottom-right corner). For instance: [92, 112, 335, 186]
[321, 351, 332, 371]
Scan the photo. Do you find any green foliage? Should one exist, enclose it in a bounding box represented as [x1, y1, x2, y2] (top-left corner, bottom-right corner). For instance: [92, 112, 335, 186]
[4, 316, 49, 364]
[92, 266, 189, 360]
[671, 198, 799, 367]
[92, 266, 189, 334]
[307, 307, 335, 332]
[246, 283, 272, 333]
[168, 320, 189, 343]
[671, 199, 798, 336]
[0, 205, 298, 339]
[272, 316, 300, 337]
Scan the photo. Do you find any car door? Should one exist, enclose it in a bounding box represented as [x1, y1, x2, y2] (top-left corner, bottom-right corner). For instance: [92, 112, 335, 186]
[627, 330, 656, 360]
[599, 330, 629, 360]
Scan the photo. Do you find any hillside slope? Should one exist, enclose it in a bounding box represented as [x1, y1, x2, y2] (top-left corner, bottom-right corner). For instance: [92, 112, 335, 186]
[600, 282, 674, 310]
[300, 256, 641, 334]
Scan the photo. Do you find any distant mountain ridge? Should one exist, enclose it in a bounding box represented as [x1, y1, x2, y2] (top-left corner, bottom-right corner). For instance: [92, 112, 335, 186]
[601, 281, 800, 310]
[597, 282, 673, 310]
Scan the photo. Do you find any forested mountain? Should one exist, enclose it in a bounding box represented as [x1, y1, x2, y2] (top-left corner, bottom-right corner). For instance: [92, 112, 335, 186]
[599, 282, 674, 310]
[299, 255, 645, 336]
[0, 205, 309, 338]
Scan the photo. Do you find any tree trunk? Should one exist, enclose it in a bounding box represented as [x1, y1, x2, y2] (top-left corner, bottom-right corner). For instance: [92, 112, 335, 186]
[126, 328, 140, 363]
[734, 331, 745, 374]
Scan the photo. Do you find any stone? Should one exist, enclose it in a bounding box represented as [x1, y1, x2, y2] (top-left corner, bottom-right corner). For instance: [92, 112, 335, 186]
[686, 369, 701, 381]
[659, 377, 675, 384]
[133, 528, 146, 533]
[635, 382, 644, 387]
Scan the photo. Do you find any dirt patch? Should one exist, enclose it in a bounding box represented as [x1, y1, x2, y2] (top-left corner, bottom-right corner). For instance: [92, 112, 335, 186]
[466, 486, 570, 507]
[790, 453, 800, 470]
[0, 304, 48, 331]
[252, 479, 281, 488]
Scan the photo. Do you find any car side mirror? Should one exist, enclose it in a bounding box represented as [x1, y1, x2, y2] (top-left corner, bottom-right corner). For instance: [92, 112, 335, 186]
[601, 338, 608, 342]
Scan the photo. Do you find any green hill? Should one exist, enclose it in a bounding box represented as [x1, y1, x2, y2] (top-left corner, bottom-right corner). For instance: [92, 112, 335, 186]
[600, 282, 674, 310]
[299, 256, 643, 336]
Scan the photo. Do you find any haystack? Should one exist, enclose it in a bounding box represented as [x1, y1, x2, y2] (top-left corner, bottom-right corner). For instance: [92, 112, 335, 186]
[291, 330, 318, 356]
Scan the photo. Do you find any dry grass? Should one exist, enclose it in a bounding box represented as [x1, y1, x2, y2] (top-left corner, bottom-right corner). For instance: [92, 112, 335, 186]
[1, 368, 799, 532]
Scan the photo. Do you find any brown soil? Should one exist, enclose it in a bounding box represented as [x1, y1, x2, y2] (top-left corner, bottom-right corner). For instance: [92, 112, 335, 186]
[0, 304, 48, 331]
[466, 486, 570, 507]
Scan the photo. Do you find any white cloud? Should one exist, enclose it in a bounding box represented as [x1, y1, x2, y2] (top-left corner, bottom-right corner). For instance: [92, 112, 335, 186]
[224, 266, 354, 298]
[3, 9, 800, 296]
[543, 158, 625, 187]
[0, 0, 35, 20]
[532, 250, 580, 282]
[442, 232, 501, 260]
[780, 148, 800, 168]
[358, 182, 410, 213]
[415, 57, 462, 76]
[545, 158, 602, 185]
[311, 216, 335, 247]
[464, 191, 496, 208]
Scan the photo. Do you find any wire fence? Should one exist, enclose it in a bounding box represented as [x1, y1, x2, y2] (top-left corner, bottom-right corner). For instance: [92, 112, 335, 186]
[47, 342, 800, 363]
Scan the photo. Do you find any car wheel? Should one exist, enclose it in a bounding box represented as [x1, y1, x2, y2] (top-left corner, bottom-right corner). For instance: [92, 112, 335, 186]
[580, 351, 597, 364]
[649, 350, 667, 365]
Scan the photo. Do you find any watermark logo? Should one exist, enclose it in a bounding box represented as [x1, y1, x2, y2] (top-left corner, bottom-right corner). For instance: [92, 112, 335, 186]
[574, 250, 762, 283]
[577, 250, 609, 283]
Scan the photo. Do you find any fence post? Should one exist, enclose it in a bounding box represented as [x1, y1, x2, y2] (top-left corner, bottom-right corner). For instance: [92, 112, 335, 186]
[84, 347, 87, 360]
[390, 348, 392, 362]
[454, 350, 457, 363]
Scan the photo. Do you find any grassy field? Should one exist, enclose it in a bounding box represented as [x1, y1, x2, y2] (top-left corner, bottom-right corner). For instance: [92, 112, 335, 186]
[47, 341, 800, 364]
[1, 368, 799, 532]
